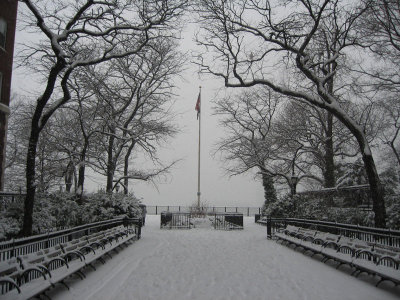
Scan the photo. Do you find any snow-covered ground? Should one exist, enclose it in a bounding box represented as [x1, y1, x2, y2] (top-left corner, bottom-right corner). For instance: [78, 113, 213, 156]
[48, 215, 400, 300]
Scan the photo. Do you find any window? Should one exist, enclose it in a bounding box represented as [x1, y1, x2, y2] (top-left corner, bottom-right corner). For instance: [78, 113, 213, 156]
[0, 18, 6, 49]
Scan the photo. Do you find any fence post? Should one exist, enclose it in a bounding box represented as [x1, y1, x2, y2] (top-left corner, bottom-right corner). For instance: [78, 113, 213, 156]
[138, 220, 142, 239]
[45, 232, 50, 248]
[267, 217, 272, 239]
[225, 207, 226, 212]
[11, 238, 15, 258]
[247, 207, 250, 216]
[236, 207, 238, 213]
[156, 206, 158, 215]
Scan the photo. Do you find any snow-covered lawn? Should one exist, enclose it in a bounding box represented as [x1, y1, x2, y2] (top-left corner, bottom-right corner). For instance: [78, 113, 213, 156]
[48, 215, 400, 300]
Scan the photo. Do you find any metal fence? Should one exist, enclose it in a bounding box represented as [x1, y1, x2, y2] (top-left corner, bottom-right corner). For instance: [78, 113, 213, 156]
[258, 217, 400, 248]
[160, 212, 191, 229]
[146, 205, 261, 216]
[214, 213, 244, 230]
[0, 217, 142, 261]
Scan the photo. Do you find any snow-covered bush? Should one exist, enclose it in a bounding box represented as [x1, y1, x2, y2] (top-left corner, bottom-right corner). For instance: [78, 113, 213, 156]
[189, 200, 210, 217]
[0, 195, 24, 240]
[263, 193, 374, 226]
[81, 192, 142, 223]
[263, 194, 297, 218]
[0, 216, 20, 241]
[386, 195, 400, 230]
[0, 192, 142, 241]
[26, 192, 82, 234]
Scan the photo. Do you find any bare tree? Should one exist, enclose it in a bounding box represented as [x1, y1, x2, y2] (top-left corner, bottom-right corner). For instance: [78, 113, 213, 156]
[214, 87, 279, 203]
[194, 0, 387, 227]
[5, 98, 70, 192]
[4, 98, 31, 192]
[77, 40, 182, 193]
[276, 101, 362, 188]
[18, 0, 187, 236]
[355, 0, 400, 170]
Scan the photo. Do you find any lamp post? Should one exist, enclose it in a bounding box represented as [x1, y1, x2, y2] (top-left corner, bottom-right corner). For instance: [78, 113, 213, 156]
[291, 175, 298, 196]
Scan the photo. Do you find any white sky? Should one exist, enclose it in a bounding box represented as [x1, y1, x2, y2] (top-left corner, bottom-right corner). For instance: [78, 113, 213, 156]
[10, 10, 266, 208]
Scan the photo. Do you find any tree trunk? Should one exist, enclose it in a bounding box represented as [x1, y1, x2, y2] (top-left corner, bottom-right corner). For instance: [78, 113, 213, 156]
[123, 141, 135, 195]
[323, 105, 386, 228]
[324, 112, 335, 188]
[389, 140, 400, 171]
[302, 55, 386, 227]
[65, 161, 74, 192]
[363, 152, 386, 227]
[76, 142, 88, 203]
[324, 63, 336, 190]
[260, 166, 277, 205]
[106, 132, 115, 193]
[323, 112, 335, 206]
[22, 129, 40, 236]
[22, 61, 66, 236]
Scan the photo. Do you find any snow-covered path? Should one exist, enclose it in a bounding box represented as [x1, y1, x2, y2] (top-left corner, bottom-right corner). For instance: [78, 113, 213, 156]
[49, 215, 400, 300]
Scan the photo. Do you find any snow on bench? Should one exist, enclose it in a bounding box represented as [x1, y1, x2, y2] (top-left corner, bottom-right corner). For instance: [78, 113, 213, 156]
[0, 225, 138, 299]
[274, 225, 400, 287]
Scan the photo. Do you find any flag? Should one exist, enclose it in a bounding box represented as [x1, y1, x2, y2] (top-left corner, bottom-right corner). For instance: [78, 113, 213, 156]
[195, 92, 201, 119]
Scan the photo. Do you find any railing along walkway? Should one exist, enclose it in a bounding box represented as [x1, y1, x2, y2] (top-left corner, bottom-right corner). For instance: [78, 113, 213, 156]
[146, 205, 262, 216]
[257, 217, 400, 287]
[257, 217, 400, 248]
[0, 218, 142, 261]
[0, 219, 141, 298]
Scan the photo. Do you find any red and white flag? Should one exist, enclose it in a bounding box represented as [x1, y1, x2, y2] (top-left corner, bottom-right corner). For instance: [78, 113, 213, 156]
[195, 92, 201, 119]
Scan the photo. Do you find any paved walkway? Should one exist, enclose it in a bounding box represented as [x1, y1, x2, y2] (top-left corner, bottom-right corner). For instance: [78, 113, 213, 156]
[48, 215, 400, 300]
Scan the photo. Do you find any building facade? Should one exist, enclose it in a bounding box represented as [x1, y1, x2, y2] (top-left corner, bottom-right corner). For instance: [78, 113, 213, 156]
[0, 0, 18, 190]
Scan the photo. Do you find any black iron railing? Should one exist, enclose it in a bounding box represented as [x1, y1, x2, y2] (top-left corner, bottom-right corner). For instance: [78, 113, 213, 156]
[214, 213, 243, 230]
[160, 212, 191, 229]
[147, 205, 261, 216]
[0, 217, 142, 261]
[258, 217, 400, 247]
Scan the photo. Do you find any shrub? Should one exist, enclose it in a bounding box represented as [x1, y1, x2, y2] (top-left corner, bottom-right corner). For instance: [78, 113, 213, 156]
[263, 193, 374, 226]
[0, 191, 142, 241]
[81, 192, 142, 223]
[386, 195, 400, 230]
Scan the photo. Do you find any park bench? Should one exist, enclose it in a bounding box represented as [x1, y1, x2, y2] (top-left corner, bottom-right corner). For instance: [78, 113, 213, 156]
[0, 225, 138, 299]
[274, 225, 400, 287]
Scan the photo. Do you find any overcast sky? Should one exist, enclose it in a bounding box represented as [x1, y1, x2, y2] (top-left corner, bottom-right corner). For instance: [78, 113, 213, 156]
[11, 14, 266, 209]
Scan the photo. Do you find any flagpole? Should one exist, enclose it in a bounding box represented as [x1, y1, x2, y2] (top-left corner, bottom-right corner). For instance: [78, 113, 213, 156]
[197, 86, 202, 208]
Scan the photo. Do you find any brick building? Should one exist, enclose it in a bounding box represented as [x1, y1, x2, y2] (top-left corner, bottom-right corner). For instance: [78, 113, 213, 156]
[0, 0, 18, 190]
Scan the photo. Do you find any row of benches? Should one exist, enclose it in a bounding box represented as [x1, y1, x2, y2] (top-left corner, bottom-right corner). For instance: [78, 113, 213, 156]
[275, 225, 400, 287]
[0, 225, 137, 299]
